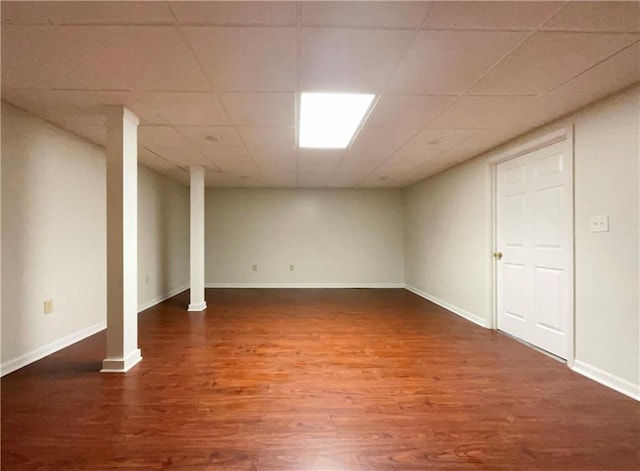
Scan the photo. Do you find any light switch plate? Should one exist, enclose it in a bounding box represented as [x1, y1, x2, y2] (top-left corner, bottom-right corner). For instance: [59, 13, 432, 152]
[590, 215, 609, 233]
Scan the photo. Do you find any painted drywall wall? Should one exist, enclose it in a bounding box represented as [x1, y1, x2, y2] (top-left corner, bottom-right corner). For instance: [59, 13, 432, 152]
[138, 166, 189, 311]
[205, 188, 404, 286]
[1, 103, 107, 373]
[0, 97, 3, 376]
[404, 157, 492, 326]
[572, 87, 639, 393]
[1, 102, 190, 374]
[405, 84, 640, 396]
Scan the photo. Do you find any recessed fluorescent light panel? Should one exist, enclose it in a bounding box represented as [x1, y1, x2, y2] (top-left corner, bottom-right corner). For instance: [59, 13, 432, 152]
[299, 92, 375, 148]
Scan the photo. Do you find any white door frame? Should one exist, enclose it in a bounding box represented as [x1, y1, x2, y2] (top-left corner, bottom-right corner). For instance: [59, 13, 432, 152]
[488, 126, 575, 367]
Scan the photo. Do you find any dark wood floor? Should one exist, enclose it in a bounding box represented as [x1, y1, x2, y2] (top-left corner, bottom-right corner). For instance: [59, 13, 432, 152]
[2, 289, 638, 470]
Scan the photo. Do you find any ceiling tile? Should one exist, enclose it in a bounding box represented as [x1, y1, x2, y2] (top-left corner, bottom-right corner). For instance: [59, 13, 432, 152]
[123, 92, 230, 126]
[205, 173, 249, 188]
[348, 127, 418, 159]
[374, 128, 516, 181]
[258, 158, 297, 188]
[2, 1, 174, 25]
[251, 148, 298, 178]
[2, 1, 638, 191]
[199, 146, 252, 167]
[403, 157, 457, 184]
[233, 179, 267, 188]
[253, 150, 297, 167]
[469, 32, 638, 95]
[219, 93, 295, 126]
[371, 146, 446, 178]
[184, 27, 297, 91]
[138, 147, 179, 173]
[298, 149, 345, 166]
[506, 43, 640, 135]
[1, 88, 108, 125]
[331, 127, 418, 184]
[62, 123, 106, 147]
[265, 176, 297, 188]
[429, 95, 536, 129]
[503, 94, 574, 137]
[543, 2, 640, 33]
[1, 25, 210, 91]
[175, 126, 244, 149]
[212, 154, 263, 181]
[297, 150, 343, 187]
[297, 172, 335, 188]
[358, 176, 405, 189]
[1, 1, 54, 25]
[138, 126, 191, 147]
[237, 127, 296, 151]
[423, 1, 563, 31]
[403, 128, 479, 150]
[301, 2, 431, 29]
[432, 128, 516, 164]
[170, 1, 296, 26]
[386, 30, 527, 94]
[365, 95, 457, 128]
[2, 89, 169, 126]
[549, 42, 640, 110]
[1, 89, 231, 127]
[147, 145, 213, 167]
[327, 173, 363, 188]
[300, 28, 414, 92]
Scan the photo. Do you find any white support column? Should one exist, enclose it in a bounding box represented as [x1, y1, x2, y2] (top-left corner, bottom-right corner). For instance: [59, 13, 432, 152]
[188, 165, 207, 311]
[101, 107, 142, 373]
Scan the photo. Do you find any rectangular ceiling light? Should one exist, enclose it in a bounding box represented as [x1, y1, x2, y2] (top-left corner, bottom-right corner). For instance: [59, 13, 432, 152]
[299, 92, 375, 149]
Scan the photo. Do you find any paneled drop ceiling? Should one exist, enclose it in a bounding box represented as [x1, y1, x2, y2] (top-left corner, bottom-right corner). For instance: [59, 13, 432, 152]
[2, 1, 639, 188]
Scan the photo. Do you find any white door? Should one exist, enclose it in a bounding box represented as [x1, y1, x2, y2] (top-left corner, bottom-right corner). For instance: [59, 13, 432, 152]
[496, 138, 573, 359]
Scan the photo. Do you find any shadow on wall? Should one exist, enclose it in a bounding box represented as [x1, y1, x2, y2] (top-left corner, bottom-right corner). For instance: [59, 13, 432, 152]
[2, 120, 32, 358]
[167, 175, 190, 295]
[159, 180, 171, 295]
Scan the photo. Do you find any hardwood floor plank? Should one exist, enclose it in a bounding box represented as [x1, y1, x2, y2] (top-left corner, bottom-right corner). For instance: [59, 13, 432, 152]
[2, 288, 638, 470]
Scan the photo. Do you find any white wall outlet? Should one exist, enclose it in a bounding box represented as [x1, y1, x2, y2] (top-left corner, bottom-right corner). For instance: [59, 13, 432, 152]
[144, 274, 150, 284]
[44, 299, 54, 314]
[590, 215, 609, 233]
[289, 264, 295, 271]
[252, 264, 258, 271]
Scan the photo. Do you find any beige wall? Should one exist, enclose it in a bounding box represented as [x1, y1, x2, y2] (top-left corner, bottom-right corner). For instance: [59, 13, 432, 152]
[205, 188, 405, 286]
[138, 166, 189, 311]
[404, 157, 492, 326]
[1, 103, 107, 372]
[1, 103, 190, 374]
[405, 85, 640, 395]
[573, 87, 639, 388]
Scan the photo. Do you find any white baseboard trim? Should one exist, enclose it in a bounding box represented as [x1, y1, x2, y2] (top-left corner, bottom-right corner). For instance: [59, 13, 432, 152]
[572, 359, 640, 401]
[101, 348, 143, 373]
[404, 284, 488, 328]
[205, 282, 405, 289]
[0, 320, 106, 377]
[188, 301, 207, 311]
[137, 283, 189, 313]
[0, 281, 188, 377]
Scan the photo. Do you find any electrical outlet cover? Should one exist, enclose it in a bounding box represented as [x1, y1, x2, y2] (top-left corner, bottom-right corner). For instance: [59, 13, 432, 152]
[590, 215, 609, 233]
[44, 299, 54, 314]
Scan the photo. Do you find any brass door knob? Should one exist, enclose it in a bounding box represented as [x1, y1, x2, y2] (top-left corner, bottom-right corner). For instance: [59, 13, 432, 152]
[493, 252, 503, 260]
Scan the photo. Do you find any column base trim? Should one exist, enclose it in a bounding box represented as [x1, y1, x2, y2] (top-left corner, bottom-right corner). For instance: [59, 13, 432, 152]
[188, 301, 207, 311]
[101, 349, 142, 373]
